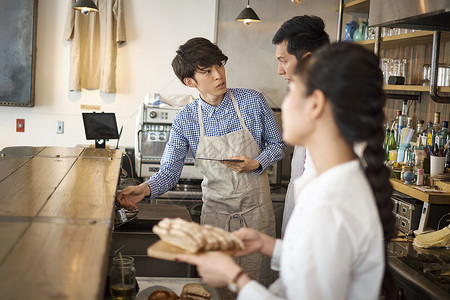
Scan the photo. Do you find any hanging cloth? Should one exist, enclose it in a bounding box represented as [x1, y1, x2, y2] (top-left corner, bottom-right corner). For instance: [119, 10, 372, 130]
[64, 0, 126, 93]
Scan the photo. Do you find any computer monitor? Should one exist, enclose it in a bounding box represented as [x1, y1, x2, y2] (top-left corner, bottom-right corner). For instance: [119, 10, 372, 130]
[82, 112, 119, 148]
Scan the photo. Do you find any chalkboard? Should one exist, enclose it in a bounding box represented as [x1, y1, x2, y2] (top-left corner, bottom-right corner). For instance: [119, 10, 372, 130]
[0, 0, 37, 107]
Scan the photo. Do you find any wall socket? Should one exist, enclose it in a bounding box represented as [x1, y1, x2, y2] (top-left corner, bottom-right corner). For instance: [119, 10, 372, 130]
[16, 119, 25, 132]
[57, 121, 64, 134]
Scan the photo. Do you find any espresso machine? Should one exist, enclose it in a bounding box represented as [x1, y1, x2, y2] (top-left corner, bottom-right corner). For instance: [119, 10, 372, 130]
[135, 104, 203, 180]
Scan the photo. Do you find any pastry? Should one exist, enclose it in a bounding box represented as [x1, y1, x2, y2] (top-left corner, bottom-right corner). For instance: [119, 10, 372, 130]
[148, 289, 179, 300]
[180, 283, 211, 300]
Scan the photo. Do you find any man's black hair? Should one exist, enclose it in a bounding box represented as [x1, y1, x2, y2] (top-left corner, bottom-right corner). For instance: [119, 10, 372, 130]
[272, 15, 330, 61]
[172, 37, 228, 85]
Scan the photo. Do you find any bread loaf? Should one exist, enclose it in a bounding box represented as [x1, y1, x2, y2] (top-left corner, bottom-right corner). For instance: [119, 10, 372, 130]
[152, 218, 244, 253]
[180, 283, 211, 300]
[148, 289, 179, 300]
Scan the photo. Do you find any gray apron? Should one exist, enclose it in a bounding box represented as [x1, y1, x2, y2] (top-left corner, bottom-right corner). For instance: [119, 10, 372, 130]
[195, 91, 276, 288]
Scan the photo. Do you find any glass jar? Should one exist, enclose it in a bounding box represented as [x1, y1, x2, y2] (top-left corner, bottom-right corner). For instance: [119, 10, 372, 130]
[401, 165, 411, 182]
[109, 255, 136, 300]
[422, 64, 431, 86]
[400, 59, 408, 79]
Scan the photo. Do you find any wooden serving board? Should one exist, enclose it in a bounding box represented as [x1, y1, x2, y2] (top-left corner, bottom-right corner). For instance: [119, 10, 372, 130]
[147, 240, 234, 261]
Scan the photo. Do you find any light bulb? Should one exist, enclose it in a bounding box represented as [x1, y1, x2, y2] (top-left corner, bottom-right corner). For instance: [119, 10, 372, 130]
[291, 0, 302, 4]
[81, 7, 90, 14]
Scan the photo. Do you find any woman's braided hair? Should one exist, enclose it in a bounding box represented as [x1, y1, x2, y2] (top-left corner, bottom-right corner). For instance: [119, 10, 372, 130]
[296, 42, 396, 298]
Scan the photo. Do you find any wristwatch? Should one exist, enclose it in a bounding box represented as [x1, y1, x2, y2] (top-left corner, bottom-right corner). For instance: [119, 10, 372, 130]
[227, 270, 245, 293]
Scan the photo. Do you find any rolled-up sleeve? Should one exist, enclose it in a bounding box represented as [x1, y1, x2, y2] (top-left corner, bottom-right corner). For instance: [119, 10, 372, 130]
[271, 239, 283, 271]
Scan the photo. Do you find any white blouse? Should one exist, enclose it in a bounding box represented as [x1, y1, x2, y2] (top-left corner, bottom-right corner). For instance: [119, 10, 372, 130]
[239, 160, 385, 300]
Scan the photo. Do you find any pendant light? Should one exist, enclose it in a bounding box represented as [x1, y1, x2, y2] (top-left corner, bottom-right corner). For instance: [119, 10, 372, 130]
[73, 0, 99, 15]
[235, 0, 261, 25]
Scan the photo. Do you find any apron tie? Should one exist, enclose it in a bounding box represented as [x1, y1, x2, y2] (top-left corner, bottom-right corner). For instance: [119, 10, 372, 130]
[224, 205, 258, 231]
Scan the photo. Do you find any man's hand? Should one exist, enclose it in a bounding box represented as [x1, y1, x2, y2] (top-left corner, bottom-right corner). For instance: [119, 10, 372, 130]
[116, 182, 150, 210]
[220, 156, 260, 173]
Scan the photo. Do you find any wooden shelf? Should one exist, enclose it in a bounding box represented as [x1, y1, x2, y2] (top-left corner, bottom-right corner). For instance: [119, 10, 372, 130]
[335, 0, 370, 13]
[355, 31, 450, 50]
[383, 85, 450, 93]
[390, 178, 450, 204]
[382, 31, 450, 49]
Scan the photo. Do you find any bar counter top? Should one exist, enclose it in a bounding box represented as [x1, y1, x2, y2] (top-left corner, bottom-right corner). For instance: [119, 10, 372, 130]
[0, 146, 122, 300]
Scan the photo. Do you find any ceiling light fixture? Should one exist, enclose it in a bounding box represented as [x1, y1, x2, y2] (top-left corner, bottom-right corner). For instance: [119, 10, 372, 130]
[73, 0, 99, 15]
[235, 0, 261, 25]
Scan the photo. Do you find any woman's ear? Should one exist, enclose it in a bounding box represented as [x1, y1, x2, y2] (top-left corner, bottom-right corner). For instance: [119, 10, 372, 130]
[309, 89, 326, 120]
[183, 77, 196, 87]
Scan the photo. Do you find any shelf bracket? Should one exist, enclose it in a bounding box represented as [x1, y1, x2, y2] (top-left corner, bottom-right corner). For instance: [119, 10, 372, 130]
[336, 0, 344, 41]
[385, 91, 421, 103]
[430, 31, 450, 103]
[374, 27, 381, 56]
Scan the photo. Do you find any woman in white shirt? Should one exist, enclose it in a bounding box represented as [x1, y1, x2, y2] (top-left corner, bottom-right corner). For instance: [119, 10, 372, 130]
[177, 42, 396, 300]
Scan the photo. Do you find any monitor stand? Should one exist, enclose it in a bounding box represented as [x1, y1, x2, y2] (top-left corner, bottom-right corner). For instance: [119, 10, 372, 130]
[95, 139, 106, 149]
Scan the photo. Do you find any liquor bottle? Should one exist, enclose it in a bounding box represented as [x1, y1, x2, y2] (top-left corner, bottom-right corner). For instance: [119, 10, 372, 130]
[445, 140, 450, 168]
[387, 129, 397, 161]
[397, 101, 409, 143]
[383, 122, 390, 160]
[406, 117, 414, 129]
[427, 112, 441, 147]
[422, 122, 432, 147]
[391, 109, 401, 143]
[411, 120, 424, 148]
[437, 121, 448, 150]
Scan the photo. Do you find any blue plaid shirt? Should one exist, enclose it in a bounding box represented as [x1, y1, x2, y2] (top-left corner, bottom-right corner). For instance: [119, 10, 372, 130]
[147, 88, 286, 198]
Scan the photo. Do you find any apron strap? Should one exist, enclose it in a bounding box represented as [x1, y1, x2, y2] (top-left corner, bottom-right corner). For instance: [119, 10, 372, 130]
[223, 205, 258, 231]
[197, 100, 205, 137]
[229, 91, 249, 132]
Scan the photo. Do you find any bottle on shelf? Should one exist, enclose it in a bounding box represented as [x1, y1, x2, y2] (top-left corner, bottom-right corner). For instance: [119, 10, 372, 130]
[408, 120, 423, 170]
[437, 121, 448, 151]
[445, 140, 450, 169]
[422, 122, 433, 148]
[411, 119, 424, 148]
[406, 117, 414, 129]
[427, 112, 441, 147]
[397, 101, 409, 144]
[387, 129, 397, 161]
[383, 121, 390, 160]
[391, 109, 402, 143]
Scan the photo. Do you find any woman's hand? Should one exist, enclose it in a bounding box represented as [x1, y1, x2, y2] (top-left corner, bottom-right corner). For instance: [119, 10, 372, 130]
[176, 252, 243, 288]
[233, 228, 276, 258]
[220, 156, 260, 173]
[116, 183, 150, 210]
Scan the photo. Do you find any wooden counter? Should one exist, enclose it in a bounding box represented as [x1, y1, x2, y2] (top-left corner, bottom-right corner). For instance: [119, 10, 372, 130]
[390, 178, 450, 234]
[0, 146, 122, 300]
[390, 178, 450, 204]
